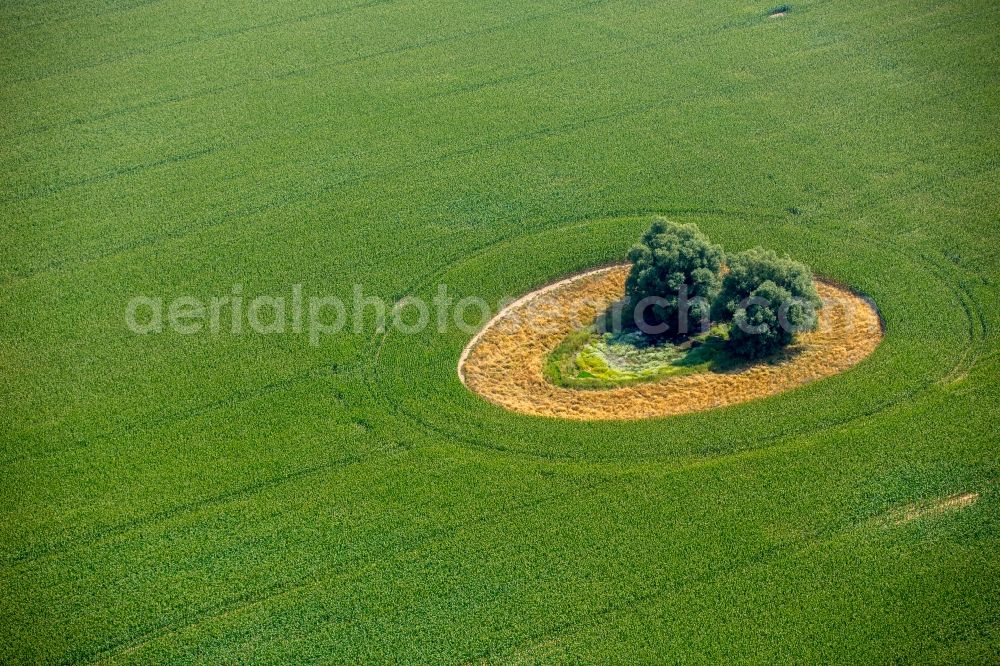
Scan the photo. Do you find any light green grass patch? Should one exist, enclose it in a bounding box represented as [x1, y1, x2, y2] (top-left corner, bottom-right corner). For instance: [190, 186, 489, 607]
[545, 325, 731, 388]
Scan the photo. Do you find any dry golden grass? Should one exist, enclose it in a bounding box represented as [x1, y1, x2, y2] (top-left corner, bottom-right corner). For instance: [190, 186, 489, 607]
[460, 265, 884, 420]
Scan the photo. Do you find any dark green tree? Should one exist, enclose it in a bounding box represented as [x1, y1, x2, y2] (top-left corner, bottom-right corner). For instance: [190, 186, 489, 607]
[712, 247, 821, 321]
[621, 219, 724, 338]
[727, 280, 817, 359]
[713, 248, 822, 358]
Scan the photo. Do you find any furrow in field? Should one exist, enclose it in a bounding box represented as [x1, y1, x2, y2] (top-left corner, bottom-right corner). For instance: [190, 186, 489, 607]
[2, 0, 616, 141]
[0, 361, 340, 467]
[1, 243, 501, 563]
[1, 147, 219, 206]
[3, 101, 663, 284]
[0, 15, 731, 230]
[5, 441, 408, 567]
[0, 0, 168, 35]
[372, 223, 976, 464]
[1, 0, 400, 87]
[77, 474, 610, 665]
[484, 501, 975, 664]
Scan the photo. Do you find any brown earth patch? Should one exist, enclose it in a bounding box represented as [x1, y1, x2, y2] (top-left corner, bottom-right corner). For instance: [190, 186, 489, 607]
[889, 492, 980, 526]
[459, 265, 883, 420]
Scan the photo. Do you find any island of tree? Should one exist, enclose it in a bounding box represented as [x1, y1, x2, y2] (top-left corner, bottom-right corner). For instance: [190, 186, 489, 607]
[617, 218, 823, 359]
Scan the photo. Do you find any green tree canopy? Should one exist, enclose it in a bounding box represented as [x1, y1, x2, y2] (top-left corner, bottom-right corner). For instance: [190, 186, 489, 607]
[622, 219, 724, 338]
[712, 247, 822, 321]
[713, 248, 822, 358]
[727, 280, 818, 359]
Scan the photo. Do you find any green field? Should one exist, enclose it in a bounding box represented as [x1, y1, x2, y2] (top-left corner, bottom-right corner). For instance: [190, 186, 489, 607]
[2, 0, 999, 662]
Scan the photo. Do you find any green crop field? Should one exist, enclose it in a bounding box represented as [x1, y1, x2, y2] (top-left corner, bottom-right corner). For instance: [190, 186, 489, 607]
[2, 0, 998, 662]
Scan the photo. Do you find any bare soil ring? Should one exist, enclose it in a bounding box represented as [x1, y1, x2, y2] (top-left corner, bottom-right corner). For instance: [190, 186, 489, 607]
[459, 265, 883, 420]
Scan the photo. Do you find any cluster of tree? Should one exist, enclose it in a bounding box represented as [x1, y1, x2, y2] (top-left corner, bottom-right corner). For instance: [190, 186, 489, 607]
[620, 218, 822, 359]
